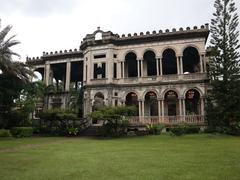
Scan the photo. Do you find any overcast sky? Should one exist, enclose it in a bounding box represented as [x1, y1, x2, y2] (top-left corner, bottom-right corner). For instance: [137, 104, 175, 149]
[0, 0, 240, 61]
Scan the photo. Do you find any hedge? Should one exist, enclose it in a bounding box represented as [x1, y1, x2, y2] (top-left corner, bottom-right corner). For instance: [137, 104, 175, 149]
[11, 127, 33, 137]
[0, 129, 11, 137]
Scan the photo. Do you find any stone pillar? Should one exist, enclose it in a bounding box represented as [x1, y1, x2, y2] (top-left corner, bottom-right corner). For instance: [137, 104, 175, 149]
[177, 56, 180, 74]
[122, 61, 125, 78]
[117, 61, 121, 79]
[138, 100, 142, 116]
[179, 98, 182, 116]
[156, 58, 159, 76]
[182, 98, 186, 116]
[159, 57, 163, 76]
[200, 54, 204, 73]
[140, 59, 144, 77]
[45, 62, 50, 86]
[179, 56, 183, 74]
[137, 60, 140, 77]
[201, 97, 205, 116]
[142, 100, 145, 117]
[161, 100, 164, 116]
[65, 60, 71, 91]
[158, 99, 161, 117]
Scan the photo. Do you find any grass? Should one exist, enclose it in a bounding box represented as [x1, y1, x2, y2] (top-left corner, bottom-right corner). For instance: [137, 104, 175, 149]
[0, 134, 240, 180]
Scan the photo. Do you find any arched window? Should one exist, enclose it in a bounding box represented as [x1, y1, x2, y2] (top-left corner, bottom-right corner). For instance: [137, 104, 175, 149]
[162, 49, 177, 75]
[185, 89, 201, 115]
[145, 91, 158, 116]
[125, 52, 138, 78]
[183, 47, 200, 73]
[143, 51, 157, 76]
[164, 90, 178, 116]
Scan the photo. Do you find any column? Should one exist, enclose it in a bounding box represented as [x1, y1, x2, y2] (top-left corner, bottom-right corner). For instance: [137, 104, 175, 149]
[179, 56, 183, 74]
[179, 98, 182, 116]
[122, 61, 125, 78]
[156, 58, 159, 76]
[177, 56, 180, 74]
[45, 62, 50, 86]
[201, 97, 205, 116]
[65, 60, 71, 91]
[137, 60, 140, 77]
[200, 55, 204, 73]
[161, 100, 164, 116]
[182, 98, 186, 116]
[159, 57, 163, 76]
[138, 100, 142, 117]
[141, 100, 145, 117]
[117, 61, 121, 79]
[141, 59, 144, 77]
[158, 99, 161, 117]
[158, 99, 161, 123]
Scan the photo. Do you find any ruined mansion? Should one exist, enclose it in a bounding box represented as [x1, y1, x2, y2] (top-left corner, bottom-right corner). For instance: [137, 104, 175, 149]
[27, 24, 210, 125]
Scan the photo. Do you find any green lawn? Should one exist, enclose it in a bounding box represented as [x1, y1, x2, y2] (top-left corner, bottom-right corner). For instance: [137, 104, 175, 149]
[0, 134, 240, 180]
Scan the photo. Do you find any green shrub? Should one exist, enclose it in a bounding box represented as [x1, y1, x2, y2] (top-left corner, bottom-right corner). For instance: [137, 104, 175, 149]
[11, 127, 33, 137]
[38, 108, 80, 135]
[0, 129, 11, 137]
[146, 124, 165, 135]
[170, 125, 200, 136]
[228, 122, 240, 136]
[89, 106, 136, 137]
[170, 125, 186, 136]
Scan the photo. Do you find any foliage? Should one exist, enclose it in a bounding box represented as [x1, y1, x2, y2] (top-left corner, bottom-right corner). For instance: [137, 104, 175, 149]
[68, 88, 84, 117]
[207, 0, 240, 129]
[38, 108, 83, 136]
[169, 125, 200, 136]
[146, 124, 165, 135]
[0, 22, 34, 128]
[89, 106, 137, 137]
[15, 81, 46, 118]
[10, 127, 33, 138]
[0, 129, 11, 137]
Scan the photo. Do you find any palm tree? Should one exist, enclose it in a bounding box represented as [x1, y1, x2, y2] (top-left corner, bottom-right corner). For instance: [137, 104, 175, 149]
[0, 21, 34, 128]
[0, 22, 33, 82]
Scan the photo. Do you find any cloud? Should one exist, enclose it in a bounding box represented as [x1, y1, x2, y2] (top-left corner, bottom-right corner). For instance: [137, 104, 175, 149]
[0, 0, 79, 17]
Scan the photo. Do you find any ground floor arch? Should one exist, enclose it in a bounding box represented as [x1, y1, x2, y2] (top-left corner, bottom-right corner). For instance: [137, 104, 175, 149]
[164, 90, 179, 116]
[144, 91, 158, 116]
[185, 89, 201, 115]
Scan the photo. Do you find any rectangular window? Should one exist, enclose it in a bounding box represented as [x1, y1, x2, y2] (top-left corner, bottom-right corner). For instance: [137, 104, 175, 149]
[113, 63, 117, 78]
[93, 63, 106, 79]
[94, 54, 106, 59]
[114, 54, 117, 58]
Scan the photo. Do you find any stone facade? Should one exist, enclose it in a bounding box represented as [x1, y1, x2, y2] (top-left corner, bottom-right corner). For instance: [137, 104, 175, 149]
[27, 24, 210, 125]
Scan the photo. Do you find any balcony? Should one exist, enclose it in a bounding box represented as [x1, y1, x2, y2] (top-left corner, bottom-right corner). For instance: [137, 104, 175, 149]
[128, 115, 206, 126]
[113, 73, 208, 85]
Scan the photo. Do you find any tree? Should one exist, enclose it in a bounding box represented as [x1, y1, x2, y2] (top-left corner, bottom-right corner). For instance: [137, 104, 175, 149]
[207, 0, 240, 129]
[89, 106, 137, 137]
[0, 21, 34, 128]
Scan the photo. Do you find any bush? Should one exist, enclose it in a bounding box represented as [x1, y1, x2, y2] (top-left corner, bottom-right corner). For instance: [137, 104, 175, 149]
[0, 129, 11, 137]
[146, 124, 165, 135]
[38, 109, 80, 136]
[89, 106, 136, 137]
[11, 127, 33, 137]
[170, 125, 200, 136]
[228, 122, 240, 136]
